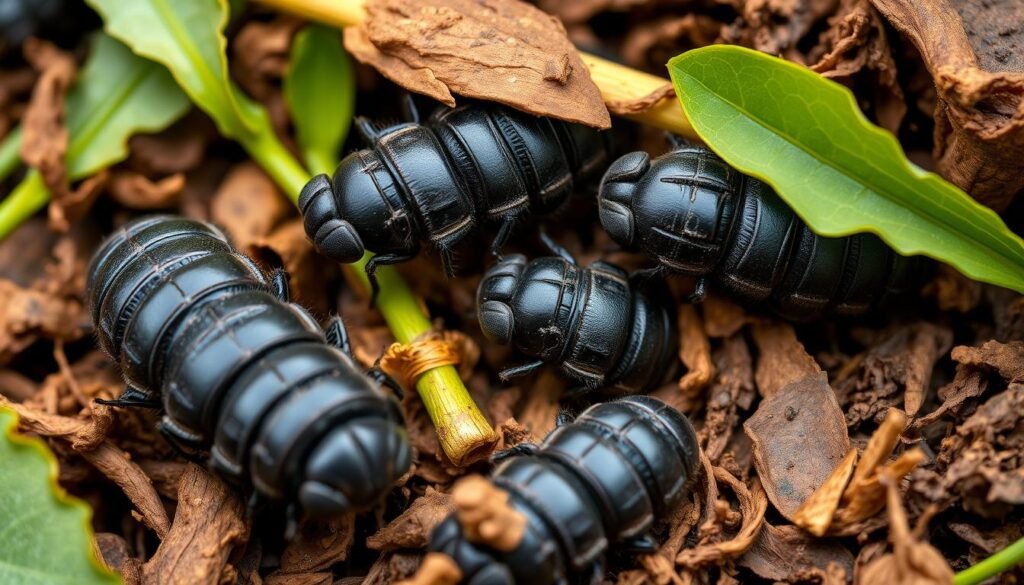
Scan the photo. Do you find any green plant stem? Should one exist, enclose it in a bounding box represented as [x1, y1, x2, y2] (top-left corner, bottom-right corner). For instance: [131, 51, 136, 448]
[0, 171, 49, 240]
[0, 127, 23, 183]
[955, 536, 1024, 585]
[303, 148, 336, 183]
[254, 133, 498, 467]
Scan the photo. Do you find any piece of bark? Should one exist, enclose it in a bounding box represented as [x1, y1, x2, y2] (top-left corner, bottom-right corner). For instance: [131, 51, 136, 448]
[744, 373, 850, 521]
[344, 0, 610, 129]
[279, 515, 355, 573]
[750, 322, 822, 398]
[950, 340, 1024, 382]
[738, 522, 855, 582]
[870, 0, 1024, 211]
[81, 441, 171, 540]
[264, 574, 332, 585]
[368, 488, 454, 552]
[703, 335, 754, 463]
[141, 465, 247, 585]
[0, 396, 111, 450]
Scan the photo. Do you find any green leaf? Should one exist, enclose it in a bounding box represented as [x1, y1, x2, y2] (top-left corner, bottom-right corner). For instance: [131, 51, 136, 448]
[283, 24, 355, 177]
[84, 0, 260, 141]
[85, 0, 310, 197]
[65, 33, 191, 179]
[0, 407, 120, 585]
[668, 45, 1024, 293]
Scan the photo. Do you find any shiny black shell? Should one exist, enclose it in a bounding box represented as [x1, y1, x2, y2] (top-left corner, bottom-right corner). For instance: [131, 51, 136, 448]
[298, 102, 610, 267]
[598, 145, 925, 320]
[477, 254, 677, 394]
[87, 216, 411, 518]
[429, 396, 700, 585]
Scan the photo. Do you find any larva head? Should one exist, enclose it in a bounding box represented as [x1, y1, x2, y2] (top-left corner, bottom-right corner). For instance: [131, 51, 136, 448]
[476, 254, 528, 346]
[597, 146, 740, 276]
[298, 150, 417, 263]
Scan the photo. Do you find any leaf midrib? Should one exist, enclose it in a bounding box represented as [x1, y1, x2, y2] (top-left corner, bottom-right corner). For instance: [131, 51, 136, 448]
[675, 66, 1024, 268]
[65, 66, 152, 176]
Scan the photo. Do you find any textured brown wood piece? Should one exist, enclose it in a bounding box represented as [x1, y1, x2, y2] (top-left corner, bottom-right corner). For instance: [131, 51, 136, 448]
[344, 0, 611, 128]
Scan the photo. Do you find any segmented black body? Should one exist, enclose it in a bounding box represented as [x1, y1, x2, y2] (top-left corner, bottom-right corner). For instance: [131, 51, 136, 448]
[298, 102, 610, 294]
[87, 216, 411, 518]
[476, 241, 677, 394]
[430, 396, 700, 585]
[0, 0, 95, 56]
[598, 145, 925, 320]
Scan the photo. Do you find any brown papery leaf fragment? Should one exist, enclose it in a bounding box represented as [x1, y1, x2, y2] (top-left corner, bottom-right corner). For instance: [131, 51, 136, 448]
[107, 171, 186, 210]
[950, 340, 1024, 382]
[744, 373, 850, 521]
[264, 574, 332, 585]
[367, 488, 454, 552]
[677, 304, 714, 398]
[0, 278, 86, 364]
[858, 474, 954, 585]
[738, 522, 855, 581]
[142, 465, 247, 585]
[279, 515, 355, 573]
[81, 441, 171, 540]
[676, 467, 767, 567]
[793, 448, 858, 537]
[344, 0, 610, 129]
[870, 0, 1024, 211]
[252, 219, 335, 316]
[20, 38, 75, 196]
[210, 163, 294, 252]
[750, 322, 822, 398]
[702, 293, 755, 339]
[847, 408, 908, 500]
[394, 552, 462, 585]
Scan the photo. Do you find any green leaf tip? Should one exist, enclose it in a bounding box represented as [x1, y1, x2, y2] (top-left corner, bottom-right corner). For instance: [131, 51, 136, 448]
[284, 24, 355, 177]
[667, 44, 1024, 294]
[0, 407, 121, 585]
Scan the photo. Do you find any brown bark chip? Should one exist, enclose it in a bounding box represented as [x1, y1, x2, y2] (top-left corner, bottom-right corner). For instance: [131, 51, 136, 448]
[367, 489, 454, 552]
[750, 322, 822, 398]
[744, 373, 851, 521]
[81, 441, 171, 540]
[142, 465, 247, 585]
[344, 0, 611, 129]
[870, 0, 1024, 211]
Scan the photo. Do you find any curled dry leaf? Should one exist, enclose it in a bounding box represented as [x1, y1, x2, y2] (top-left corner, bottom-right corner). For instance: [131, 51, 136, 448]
[20, 38, 75, 195]
[452, 475, 527, 552]
[279, 515, 356, 573]
[252, 219, 338, 316]
[922, 264, 983, 313]
[107, 171, 186, 210]
[701, 293, 755, 339]
[857, 475, 954, 585]
[723, 0, 838, 63]
[949, 340, 1024, 382]
[677, 304, 714, 399]
[749, 322, 822, 398]
[48, 170, 111, 232]
[793, 448, 858, 537]
[0, 278, 86, 365]
[344, 0, 610, 129]
[870, 0, 1024, 211]
[210, 163, 294, 252]
[142, 464, 247, 585]
[675, 467, 767, 567]
[703, 335, 754, 463]
[744, 373, 850, 521]
[367, 488, 454, 552]
[738, 522, 855, 582]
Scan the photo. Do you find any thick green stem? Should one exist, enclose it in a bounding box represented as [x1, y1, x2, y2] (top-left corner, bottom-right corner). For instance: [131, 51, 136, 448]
[0, 127, 23, 183]
[0, 171, 49, 240]
[955, 536, 1024, 585]
[253, 131, 497, 466]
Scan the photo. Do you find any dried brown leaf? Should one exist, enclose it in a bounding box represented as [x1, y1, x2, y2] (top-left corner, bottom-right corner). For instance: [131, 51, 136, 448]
[345, 0, 610, 129]
[210, 163, 293, 252]
[750, 322, 821, 398]
[20, 38, 75, 196]
[677, 304, 714, 398]
[279, 515, 356, 573]
[0, 279, 86, 363]
[676, 468, 767, 567]
[107, 171, 186, 210]
[702, 293, 755, 339]
[950, 340, 1024, 382]
[264, 574, 332, 585]
[367, 488, 454, 552]
[142, 465, 247, 585]
[394, 552, 461, 585]
[744, 373, 850, 521]
[793, 448, 858, 537]
[251, 219, 335, 316]
[81, 441, 171, 540]
[739, 522, 855, 582]
[846, 408, 908, 501]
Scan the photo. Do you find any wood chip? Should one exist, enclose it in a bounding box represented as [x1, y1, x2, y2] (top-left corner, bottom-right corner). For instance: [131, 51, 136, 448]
[345, 0, 610, 128]
[141, 464, 247, 585]
[744, 373, 850, 521]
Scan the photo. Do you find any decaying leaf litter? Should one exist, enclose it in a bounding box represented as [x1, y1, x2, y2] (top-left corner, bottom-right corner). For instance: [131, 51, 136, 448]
[0, 0, 1023, 583]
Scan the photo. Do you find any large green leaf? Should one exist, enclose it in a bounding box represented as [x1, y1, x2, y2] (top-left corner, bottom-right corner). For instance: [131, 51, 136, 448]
[66, 33, 191, 179]
[668, 45, 1024, 293]
[283, 24, 355, 177]
[84, 0, 259, 141]
[0, 408, 120, 585]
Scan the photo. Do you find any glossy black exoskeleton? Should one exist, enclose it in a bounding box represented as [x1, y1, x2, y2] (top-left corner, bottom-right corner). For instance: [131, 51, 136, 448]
[0, 0, 96, 57]
[298, 101, 610, 298]
[476, 235, 677, 395]
[87, 216, 411, 520]
[598, 144, 926, 320]
[429, 396, 700, 585]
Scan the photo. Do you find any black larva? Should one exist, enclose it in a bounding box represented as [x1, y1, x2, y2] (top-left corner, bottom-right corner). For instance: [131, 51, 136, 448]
[87, 215, 411, 519]
[598, 144, 926, 320]
[429, 395, 700, 585]
[298, 101, 611, 298]
[477, 234, 677, 395]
